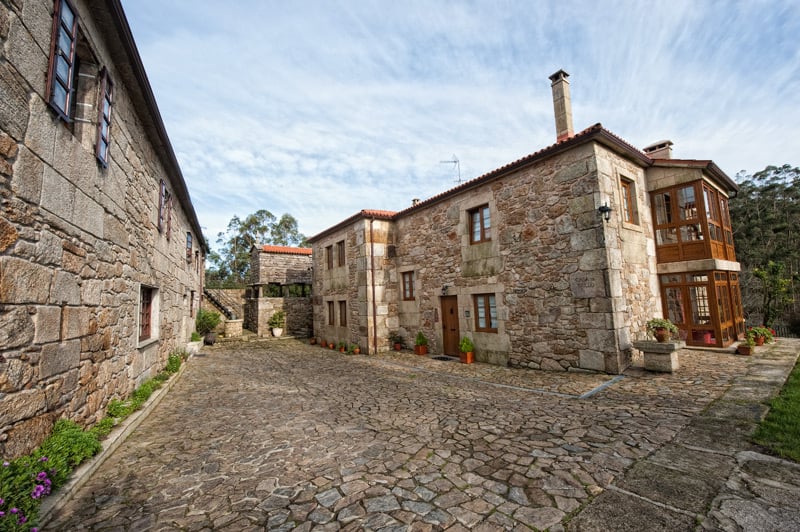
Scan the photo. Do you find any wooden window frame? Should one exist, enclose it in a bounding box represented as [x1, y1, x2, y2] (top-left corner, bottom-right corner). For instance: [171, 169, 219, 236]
[158, 179, 172, 238]
[469, 205, 491, 244]
[337, 240, 345, 267]
[339, 300, 347, 326]
[651, 182, 707, 262]
[326, 245, 333, 270]
[186, 232, 193, 262]
[46, 0, 79, 121]
[473, 293, 498, 333]
[402, 271, 415, 300]
[327, 301, 335, 326]
[95, 67, 113, 166]
[620, 177, 636, 224]
[139, 285, 153, 342]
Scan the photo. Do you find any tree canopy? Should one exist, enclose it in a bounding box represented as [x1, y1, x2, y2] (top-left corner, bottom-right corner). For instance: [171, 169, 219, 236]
[206, 210, 307, 287]
[729, 164, 799, 330]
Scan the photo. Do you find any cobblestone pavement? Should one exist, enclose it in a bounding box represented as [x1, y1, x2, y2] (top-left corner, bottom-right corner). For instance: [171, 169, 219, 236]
[44, 338, 798, 531]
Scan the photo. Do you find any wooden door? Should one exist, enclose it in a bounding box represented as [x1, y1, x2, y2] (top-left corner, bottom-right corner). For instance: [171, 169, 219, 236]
[441, 296, 459, 356]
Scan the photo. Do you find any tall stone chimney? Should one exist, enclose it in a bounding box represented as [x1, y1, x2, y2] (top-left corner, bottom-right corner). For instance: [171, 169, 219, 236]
[643, 140, 674, 159]
[549, 69, 574, 142]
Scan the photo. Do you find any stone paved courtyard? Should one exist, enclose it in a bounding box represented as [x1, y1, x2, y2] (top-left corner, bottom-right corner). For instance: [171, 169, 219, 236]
[44, 338, 799, 531]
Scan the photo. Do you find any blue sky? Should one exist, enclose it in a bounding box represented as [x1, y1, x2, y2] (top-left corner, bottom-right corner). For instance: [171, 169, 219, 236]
[121, 0, 800, 247]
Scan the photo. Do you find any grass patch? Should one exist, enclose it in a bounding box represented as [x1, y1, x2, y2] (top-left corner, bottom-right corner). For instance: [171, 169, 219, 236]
[753, 357, 800, 462]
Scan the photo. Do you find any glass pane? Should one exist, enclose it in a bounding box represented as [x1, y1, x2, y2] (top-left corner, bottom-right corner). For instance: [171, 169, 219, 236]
[58, 30, 72, 56]
[98, 141, 107, 160]
[52, 83, 68, 113]
[103, 97, 111, 118]
[61, 2, 75, 29]
[680, 224, 703, 241]
[654, 192, 672, 225]
[482, 207, 490, 239]
[720, 198, 730, 226]
[476, 297, 486, 328]
[660, 274, 683, 284]
[689, 286, 710, 325]
[704, 188, 718, 221]
[677, 185, 697, 220]
[489, 295, 496, 326]
[665, 287, 685, 324]
[689, 273, 708, 283]
[657, 227, 677, 245]
[472, 212, 481, 241]
[56, 55, 70, 83]
[101, 121, 109, 138]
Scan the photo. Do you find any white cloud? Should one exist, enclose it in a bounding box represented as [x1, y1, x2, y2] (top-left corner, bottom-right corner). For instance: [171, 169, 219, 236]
[122, 0, 800, 244]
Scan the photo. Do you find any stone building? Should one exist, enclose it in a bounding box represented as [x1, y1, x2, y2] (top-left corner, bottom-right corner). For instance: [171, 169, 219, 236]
[308, 70, 742, 373]
[0, 0, 206, 457]
[245, 245, 313, 337]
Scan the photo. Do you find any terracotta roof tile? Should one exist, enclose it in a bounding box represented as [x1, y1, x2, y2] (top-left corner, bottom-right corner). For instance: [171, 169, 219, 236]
[260, 245, 312, 255]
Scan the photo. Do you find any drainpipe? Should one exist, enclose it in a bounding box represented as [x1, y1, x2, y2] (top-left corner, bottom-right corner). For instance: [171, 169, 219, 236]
[369, 218, 378, 355]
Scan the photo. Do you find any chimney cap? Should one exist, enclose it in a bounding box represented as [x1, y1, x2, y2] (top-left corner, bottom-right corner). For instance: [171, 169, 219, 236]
[643, 140, 673, 152]
[549, 69, 570, 84]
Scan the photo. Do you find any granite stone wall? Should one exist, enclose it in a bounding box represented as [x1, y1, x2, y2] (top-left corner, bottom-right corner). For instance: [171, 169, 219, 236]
[0, 1, 204, 458]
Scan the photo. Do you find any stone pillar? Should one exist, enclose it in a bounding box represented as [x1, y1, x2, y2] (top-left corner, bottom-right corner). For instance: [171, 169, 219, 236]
[633, 340, 684, 373]
[224, 319, 243, 338]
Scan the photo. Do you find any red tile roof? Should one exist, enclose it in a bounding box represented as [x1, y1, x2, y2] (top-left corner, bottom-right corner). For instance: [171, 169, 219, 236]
[259, 245, 312, 255]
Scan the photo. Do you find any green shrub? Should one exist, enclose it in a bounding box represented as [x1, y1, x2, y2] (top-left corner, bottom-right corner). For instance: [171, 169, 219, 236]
[165, 353, 182, 374]
[106, 398, 130, 419]
[459, 336, 474, 353]
[0, 420, 102, 531]
[195, 308, 221, 335]
[190, 331, 201, 342]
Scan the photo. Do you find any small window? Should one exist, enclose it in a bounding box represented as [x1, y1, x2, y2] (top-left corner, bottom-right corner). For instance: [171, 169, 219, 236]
[327, 301, 335, 325]
[158, 179, 172, 238]
[326, 245, 333, 270]
[339, 301, 347, 326]
[620, 178, 637, 224]
[190, 290, 196, 317]
[195, 251, 200, 274]
[46, 0, 79, 121]
[186, 232, 193, 262]
[95, 67, 113, 166]
[337, 240, 345, 267]
[138, 285, 159, 343]
[402, 272, 415, 300]
[469, 205, 491, 244]
[473, 293, 497, 332]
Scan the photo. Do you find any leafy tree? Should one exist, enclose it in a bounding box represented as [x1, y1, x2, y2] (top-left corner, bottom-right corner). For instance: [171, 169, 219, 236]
[207, 210, 307, 287]
[730, 164, 799, 330]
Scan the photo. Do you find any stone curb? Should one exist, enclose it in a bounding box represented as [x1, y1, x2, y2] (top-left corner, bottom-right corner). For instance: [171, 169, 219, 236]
[38, 352, 193, 526]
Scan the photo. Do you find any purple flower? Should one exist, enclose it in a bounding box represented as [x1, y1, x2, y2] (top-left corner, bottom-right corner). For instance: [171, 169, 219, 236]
[32, 528, 39, 532]
[0, 511, 5, 517]
[10, 508, 18, 514]
[2, 461, 8, 467]
[36, 471, 48, 481]
[18, 515, 27, 524]
[0, 497, 4, 505]
[39, 456, 48, 462]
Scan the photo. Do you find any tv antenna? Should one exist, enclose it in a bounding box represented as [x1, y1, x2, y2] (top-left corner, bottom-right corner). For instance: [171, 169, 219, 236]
[440, 155, 461, 184]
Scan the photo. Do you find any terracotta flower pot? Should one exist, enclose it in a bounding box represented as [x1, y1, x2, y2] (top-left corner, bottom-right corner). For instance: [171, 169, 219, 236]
[738, 345, 754, 356]
[755, 336, 765, 346]
[353, 347, 361, 355]
[393, 342, 402, 351]
[654, 328, 669, 343]
[460, 351, 474, 364]
[414, 345, 428, 356]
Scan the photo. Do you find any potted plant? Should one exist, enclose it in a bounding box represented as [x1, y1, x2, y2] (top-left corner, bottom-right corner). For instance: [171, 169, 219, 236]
[738, 334, 756, 355]
[268, 310, 286, 337]
[414, 331, 428, 355]
[459, 336, 475, 364]
[196, 308, 221, 345]
[338, 341, 347, 352]
[329, 341, 335, 349]
[389, 332, 403, 351]
[349, 343, 360, 355]
[747, 326, 774, 346]
[646, 318, 679, 343]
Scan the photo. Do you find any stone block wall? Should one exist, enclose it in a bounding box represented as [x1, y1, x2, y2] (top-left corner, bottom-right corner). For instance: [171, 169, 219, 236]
[0, 1, 204, 458]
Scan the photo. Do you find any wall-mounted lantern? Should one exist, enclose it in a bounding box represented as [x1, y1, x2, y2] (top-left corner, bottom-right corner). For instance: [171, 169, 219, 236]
[598, 203, 612, 222]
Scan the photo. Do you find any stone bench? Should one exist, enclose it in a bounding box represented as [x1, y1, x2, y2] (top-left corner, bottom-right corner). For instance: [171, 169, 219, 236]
[633, 340, 684, 373]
